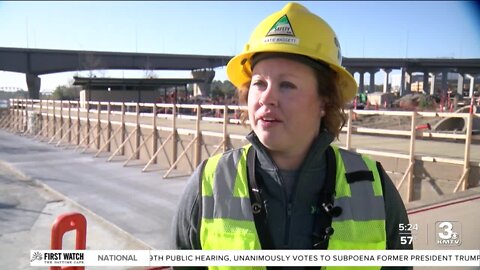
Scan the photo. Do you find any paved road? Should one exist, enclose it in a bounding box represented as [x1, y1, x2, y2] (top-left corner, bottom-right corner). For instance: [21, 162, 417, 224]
[0, 158, 150, 270]
[0, 129, 188, 249]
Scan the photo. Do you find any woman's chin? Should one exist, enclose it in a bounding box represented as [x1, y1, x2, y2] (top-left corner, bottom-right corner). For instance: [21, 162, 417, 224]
[256, 133, 285, 151]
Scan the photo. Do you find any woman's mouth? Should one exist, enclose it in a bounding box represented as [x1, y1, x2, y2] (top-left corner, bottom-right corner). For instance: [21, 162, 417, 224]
[258, 117, 281, 128]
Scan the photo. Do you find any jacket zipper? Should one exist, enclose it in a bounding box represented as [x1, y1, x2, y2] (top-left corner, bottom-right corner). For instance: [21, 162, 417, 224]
[284, 202, 293, 246]
[278, 169, 298, 248]
[282, 167, 306, 247]
[274, 168, 293, 248]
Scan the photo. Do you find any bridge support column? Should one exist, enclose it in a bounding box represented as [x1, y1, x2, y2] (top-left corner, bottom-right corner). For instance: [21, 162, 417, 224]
[457, 73, 464, 97]
[465, 74, 475, 98]
[441, 71, 448, 96]
[369, 70, 376, 92]
[26, 74, 41, 99]
[405, 71, 412, 94]
[400, 67, 407, 96]
[358, 71, 365, 93]
[382, 69, 391, 93]
[429, 73, 436, 95]
[422, 70, 429, 94]
[191, 69, 215, 97]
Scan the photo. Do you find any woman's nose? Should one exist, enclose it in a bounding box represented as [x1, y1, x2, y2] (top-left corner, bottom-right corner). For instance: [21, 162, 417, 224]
[259, 84, 278, 106]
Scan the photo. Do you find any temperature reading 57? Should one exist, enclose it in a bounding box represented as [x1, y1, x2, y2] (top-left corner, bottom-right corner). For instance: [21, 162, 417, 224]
[400, 235, 414, 245]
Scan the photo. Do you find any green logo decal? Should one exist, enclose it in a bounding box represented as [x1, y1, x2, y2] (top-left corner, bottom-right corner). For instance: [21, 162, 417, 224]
[266, 15, 295, 37]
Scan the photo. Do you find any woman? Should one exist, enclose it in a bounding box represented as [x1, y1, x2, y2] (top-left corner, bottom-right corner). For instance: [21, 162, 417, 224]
[173, 2, 412, 269]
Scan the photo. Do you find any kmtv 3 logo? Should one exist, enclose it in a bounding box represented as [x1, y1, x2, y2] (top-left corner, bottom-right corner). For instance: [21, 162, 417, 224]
[436, 221, 461, 246]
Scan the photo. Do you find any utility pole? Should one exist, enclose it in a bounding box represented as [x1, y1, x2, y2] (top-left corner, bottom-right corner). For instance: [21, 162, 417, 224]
[135, 25, 138, 53]
[405, 30, 409, 58]
[26, 19, 29, 48]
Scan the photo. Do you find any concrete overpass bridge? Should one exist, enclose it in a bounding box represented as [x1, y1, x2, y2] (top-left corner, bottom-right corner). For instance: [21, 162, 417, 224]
[1, 47, 479, 99]
[345, 58, 480, 97]
[0, 47, 231, 99]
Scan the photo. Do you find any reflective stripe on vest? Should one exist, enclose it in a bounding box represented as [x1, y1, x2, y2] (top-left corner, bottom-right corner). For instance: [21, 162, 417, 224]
[200, 145, 385, 270]
[324, 146, 386, 270]
[200, 144, 261, 251]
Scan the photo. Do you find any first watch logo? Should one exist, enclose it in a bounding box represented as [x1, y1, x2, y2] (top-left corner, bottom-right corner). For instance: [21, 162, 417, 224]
[30, 251, 43, 262]
[436, 221, 462, 246]
[31, 251, 84, 266]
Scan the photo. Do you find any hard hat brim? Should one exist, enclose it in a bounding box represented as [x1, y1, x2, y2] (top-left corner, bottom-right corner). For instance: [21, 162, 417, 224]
[226, 51, 256, 91]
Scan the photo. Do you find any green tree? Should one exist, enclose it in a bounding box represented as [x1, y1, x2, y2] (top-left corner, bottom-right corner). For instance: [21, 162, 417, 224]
[51, 85, 81, 100]
[210, 80, 236, 99]
[0, 90, 28, 100]
[210, 84, 224, 99]
[221, 80, 236, 98]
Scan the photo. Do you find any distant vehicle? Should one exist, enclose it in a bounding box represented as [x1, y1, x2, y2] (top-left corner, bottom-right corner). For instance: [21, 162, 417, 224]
[0, 99, 9, 109]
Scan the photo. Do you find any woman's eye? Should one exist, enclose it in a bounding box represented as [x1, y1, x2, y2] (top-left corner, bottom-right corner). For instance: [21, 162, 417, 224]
[280, 81, 296, 90]
[251, 80, 266, 88]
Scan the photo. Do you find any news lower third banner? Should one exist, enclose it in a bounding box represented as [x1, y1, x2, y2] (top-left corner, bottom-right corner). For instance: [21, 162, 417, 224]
[30, 249, 480, 267]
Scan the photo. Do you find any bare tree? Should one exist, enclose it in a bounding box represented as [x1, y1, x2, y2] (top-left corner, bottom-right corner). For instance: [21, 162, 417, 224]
[79, 53, 105, 78]
[143, 56, 158, 78]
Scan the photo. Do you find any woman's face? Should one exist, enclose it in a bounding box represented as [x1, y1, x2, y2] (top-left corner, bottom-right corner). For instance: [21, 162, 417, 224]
[248, 57, 325, 155]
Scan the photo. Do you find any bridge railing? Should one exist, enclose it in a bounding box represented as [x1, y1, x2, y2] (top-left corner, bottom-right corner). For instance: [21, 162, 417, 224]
[0, 98, 479, 202]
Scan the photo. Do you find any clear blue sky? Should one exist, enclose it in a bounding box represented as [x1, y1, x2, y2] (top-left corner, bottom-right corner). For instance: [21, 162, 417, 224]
[0, 1, 479, 91]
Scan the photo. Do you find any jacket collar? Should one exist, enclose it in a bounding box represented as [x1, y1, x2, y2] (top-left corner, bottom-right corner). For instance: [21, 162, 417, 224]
[245, 130, 335, 173]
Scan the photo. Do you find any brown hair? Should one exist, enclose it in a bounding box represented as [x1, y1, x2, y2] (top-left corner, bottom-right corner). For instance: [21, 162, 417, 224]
[237, 60, 346, 138]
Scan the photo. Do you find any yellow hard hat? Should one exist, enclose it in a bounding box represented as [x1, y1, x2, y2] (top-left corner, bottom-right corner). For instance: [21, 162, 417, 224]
[226, 2, 358, 103]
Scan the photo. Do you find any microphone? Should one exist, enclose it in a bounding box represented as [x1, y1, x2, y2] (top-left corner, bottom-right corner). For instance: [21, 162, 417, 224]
[322, 203, 342, 217]
[325, 226, 334, 236]
[313, 226, 335, 249]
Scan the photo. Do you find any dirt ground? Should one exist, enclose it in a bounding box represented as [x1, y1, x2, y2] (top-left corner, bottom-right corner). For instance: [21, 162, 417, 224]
[352, 112, 443, 131]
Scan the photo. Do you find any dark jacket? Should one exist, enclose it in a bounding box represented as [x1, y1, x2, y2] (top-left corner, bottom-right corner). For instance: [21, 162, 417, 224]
[172, 131, 413, 270]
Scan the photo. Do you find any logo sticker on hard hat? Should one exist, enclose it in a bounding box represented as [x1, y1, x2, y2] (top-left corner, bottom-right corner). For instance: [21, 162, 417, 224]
[264, 15, 299, 45]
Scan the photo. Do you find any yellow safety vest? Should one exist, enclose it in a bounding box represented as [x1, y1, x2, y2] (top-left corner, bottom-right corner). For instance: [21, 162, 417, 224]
[200, 144, 386, 270]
